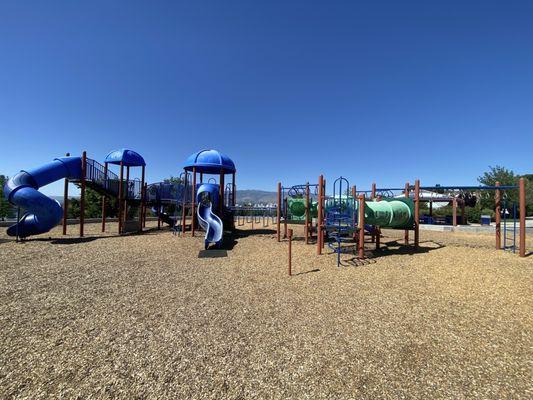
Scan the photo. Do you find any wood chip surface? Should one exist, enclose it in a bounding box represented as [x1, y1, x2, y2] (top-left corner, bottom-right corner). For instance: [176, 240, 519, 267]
[1, 221, 532, 399]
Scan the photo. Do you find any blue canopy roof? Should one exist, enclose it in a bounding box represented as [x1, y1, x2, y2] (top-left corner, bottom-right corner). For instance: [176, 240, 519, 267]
[183, 149, 236, 174]
[104, 149, 146, 167]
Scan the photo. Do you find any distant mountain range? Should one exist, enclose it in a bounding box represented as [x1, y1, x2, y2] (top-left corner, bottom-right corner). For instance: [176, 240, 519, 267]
[235, 190, 277, 205]
[49, 190, 278, 206]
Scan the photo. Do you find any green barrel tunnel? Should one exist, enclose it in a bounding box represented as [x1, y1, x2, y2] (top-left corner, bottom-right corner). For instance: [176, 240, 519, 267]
[325, 197, 414, 229]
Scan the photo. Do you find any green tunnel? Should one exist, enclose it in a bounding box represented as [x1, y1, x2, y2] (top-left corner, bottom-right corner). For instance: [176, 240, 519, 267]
[325, 197, 414, 229]
[287, 198, 318, 220]
[360, 198, 414, 228]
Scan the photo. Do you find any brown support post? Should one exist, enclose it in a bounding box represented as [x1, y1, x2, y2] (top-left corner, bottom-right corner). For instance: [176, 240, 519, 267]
[62, 152, 70, 235]
[200, 172, 203, 183]
[414, 179, 420, 249]
[232, 172, 236, 206]
[277, 182, 281, 242]
[288, 228, 293, 276]
[370, 182, 376, 243]
[358, 194, 365, 258]
[124, 166, 130, 225]
[157, 206, 161, 230]
[519, 177, 526, 257]
[404, 181, 409, 244]
[139, 165, 145, 232]
[322, 178, 326, 249]
[79, 151, 87, 237]
[351, 185, 357, 241]
[305, 182, 310, 244]
[101, 162, 108, 232]
[495, 181, 501, 250]
[143, 183, 148, 228]
[118, 162, 124, 234]
[191, 167, 197, 236]
[283, 198, 288, 239]
[452, 197, 457, 227]
[375, 195, 381, 250]
[461, 200, 466, 225]
[182, 172, 188, 235]
[219, 171, 225, 214]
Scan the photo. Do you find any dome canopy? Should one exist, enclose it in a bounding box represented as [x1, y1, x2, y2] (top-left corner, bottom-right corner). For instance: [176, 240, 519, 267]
[104, 149, 146, 167]
[183, 149, 236, 174]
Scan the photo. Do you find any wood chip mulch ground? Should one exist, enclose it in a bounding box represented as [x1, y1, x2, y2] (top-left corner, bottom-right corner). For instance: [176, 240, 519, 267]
[0, 221, 532, 399]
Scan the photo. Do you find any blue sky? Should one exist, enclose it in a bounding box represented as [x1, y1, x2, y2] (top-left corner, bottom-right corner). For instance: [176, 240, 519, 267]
[1, 1, 532, 196]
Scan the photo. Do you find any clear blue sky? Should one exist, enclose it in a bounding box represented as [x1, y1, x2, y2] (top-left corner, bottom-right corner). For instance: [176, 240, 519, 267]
[1, 1, 532, 196]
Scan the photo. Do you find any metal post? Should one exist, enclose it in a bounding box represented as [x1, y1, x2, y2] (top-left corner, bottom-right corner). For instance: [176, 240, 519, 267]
[101, 162, 108, 232]
[79, 151, 86, 237]
[182, 172, 188, 235]
[404, 181, 409, 244]
[143, 183, 148, 228]
[519, 177, 526, 257]
[118, 162, 124, 234]
[124, 166, 130, 226]
[192, 167, 197, 236]
[283, 198, 288, 239]
[139, 165, 145, 232]
[495, 181, 501, 250]
[16, 206, 20, 242]
[288, 228, 293, 276]
[358, 194, 365, 258]
[277, 182, 281, 242]
[452, 197, 457, 227]
[317, 175, 324, 254]
[351, 185, 357, 241]
[219, 169, 224, 215]
[414, 179, 420, 249]
[305, 182, 310, 244]
[62, 152, 70, 235]
[322, 178, 326, 250]
[371, 183, 376, 199]
[232, 172, 236, 206]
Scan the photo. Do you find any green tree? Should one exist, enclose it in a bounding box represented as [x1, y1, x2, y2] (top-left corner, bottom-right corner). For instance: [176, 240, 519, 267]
[0, 175, 12, 218]
[66, 188, 119, 219]
[477, 166, 519, 210]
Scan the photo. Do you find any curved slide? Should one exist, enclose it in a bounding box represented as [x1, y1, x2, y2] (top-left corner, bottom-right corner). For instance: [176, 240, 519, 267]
[4, 157, 82, 238]
[196, 183, 223, 249]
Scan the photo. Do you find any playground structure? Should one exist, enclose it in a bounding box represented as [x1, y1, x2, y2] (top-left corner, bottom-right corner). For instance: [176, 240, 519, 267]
[5, 149, 148, 238]
[179, 150, 237, 248]
[278, 176, 528, 267]
[2, 150, 528, 259]
[3, 148, 238, 250]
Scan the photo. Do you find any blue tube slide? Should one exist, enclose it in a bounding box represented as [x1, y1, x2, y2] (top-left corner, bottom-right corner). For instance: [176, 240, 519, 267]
[3, 157, 83, 238]
[196, 183, 223, 249]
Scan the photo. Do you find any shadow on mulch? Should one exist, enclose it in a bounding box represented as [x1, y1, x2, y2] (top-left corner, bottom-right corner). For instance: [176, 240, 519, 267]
[234, 228, 276, 238]
[293, 268, 321, 276]
[198, 249, 228, 258]
[323, 239, 445, 261]
[370, 239, 446, 258]
[0, 238, 11, 245]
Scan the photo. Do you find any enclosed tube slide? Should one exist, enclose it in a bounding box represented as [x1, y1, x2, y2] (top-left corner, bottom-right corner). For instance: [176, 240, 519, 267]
[326, 197, 414, 229]
[359, 198, 414, 228]
[4, 157, 82, 237]
[196, 183, 223, 249]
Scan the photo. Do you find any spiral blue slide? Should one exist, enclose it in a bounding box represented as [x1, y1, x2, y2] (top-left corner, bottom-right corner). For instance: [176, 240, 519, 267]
[4, 157, 82, 238]
[196, 183, 223, 249]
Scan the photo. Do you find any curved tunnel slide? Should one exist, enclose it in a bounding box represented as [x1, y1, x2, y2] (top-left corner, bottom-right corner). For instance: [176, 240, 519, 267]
[196, 183, 223, 249]
[4, 157, 82, 238]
